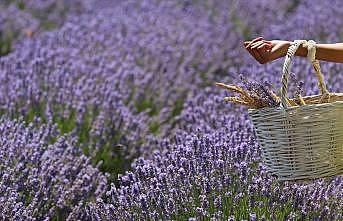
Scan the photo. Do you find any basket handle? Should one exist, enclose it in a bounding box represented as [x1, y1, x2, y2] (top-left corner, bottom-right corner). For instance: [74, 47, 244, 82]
[280, 40, 307, 108]
[280, 40, 329, 108]
[306, 40, 329, 95]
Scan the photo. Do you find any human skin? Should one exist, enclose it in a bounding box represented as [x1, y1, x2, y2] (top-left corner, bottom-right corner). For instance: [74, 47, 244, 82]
[244, 37, 343, 64]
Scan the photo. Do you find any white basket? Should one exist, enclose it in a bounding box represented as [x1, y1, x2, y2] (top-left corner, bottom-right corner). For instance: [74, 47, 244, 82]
[248, 40, 343, 181]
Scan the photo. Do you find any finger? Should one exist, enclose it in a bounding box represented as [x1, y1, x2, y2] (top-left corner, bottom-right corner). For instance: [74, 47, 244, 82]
[256, 43, 266, 50]
[264, 43, 273, 49]
[258, 44, 272, 53]
[247, 45, 263, 63]
[245, 45, 256, 58]
[257, 43, 270, 50]
[246, 37, 263, 48]
[263, 40, 274, 47]
[265, 45, 272, 52]
[245, 40, 268, 48]
[245, 46, 262, 63]
[245, 41, 266, 63]
[260, 41, 273, 50]
[262, 40, 272, 44]
[251, 41, 264, 49]
[251, 48, 265, 64]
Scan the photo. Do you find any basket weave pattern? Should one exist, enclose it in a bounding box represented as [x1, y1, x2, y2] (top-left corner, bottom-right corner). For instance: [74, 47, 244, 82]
[248, 40, 343, 181]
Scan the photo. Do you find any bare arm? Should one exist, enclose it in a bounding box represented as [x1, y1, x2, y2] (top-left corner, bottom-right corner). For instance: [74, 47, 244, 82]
[294, 43, 343, 63]
[243, 37, 343, 64]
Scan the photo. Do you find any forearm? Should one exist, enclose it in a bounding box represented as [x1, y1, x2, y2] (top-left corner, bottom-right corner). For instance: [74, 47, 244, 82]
[292, 42, 343, 63]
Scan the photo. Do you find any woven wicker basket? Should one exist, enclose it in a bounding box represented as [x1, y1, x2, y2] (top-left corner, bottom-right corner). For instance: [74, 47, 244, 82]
[248, 40, 343, 181]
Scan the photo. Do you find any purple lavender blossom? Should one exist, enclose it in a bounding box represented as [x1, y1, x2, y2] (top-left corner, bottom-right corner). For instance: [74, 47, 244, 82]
[239, 74, 280, 107]
[0, 0, 342, 220]
[0, 117, 107, 220]
[84, 87, 342, 220]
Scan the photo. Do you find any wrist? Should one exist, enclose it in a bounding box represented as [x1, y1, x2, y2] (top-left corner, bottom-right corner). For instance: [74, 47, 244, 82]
[270, 41, 291, 61]
[295, 42, 308, 57]
[280, 41, 308, 58]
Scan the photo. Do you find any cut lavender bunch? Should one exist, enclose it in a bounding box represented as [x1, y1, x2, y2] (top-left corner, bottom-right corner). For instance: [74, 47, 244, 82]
[295, 81, 306, 105]
[290, 73, 306, 105]
[239, 74, 280, 108]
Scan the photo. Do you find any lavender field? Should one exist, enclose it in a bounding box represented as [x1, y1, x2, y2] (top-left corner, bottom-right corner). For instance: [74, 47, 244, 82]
[0, 0, 342, 220]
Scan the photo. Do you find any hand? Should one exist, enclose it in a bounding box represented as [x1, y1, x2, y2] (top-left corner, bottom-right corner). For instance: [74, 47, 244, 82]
[243, 37, 291, 64]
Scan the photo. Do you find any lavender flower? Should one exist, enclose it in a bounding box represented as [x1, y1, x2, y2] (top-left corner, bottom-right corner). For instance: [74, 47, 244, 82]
[239, 74, 280, 108]
[0, 117, 107, 220]
[84, 88, 342, 220]
[0, 1, 342, 220]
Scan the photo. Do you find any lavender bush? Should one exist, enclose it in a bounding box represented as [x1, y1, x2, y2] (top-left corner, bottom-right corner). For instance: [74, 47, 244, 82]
[84, 87, 342, 220]
[0, 0, 342, 220]
[0, 0, 94, 56]
[0, 3, 38, 56]
[0, 0, 243, 179]
[0, 117, 107, 220]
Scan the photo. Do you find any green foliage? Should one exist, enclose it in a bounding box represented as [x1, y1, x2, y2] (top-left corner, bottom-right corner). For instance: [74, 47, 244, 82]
[41, 21, 58, 31]
[135, 98, 160, 116]
[0, 34, 13, 56]
[172, 96, 185, 117]
[149, 121, 160, 134]
[16, 0, 25, 10]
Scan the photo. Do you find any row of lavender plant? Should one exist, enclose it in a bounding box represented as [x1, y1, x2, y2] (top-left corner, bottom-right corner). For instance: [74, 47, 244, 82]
[0, 0, 249, 180]
[84, 88, 342, 220]
[0, 117, 107, 220]
[0, 0, 94, 56]
[0, 0, 343, 220]
[80, 0, 343, 220]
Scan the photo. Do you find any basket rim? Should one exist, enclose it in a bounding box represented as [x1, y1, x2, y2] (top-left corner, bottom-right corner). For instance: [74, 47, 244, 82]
[247, 97, 343, 113]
